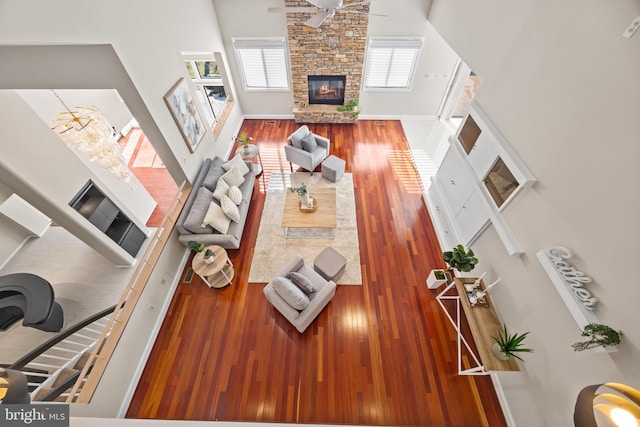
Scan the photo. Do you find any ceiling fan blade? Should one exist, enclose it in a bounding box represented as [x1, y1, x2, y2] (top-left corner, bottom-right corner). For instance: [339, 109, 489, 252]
[338, 0, 372, 9]
[337, 9, 387, 17]
[268, 6, 319, 13]
[304, 10, 332, 27]
[306, 0, 342, 8]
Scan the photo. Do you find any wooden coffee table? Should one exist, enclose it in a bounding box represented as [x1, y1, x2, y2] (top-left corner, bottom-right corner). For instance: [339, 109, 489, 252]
[282, 187, 336, 238]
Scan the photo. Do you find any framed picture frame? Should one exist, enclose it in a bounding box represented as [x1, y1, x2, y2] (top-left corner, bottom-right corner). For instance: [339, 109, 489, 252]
[163, 77, 206, 152]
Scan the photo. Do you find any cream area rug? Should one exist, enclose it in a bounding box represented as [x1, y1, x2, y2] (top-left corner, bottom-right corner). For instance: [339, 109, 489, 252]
[249, 172, 362, 285]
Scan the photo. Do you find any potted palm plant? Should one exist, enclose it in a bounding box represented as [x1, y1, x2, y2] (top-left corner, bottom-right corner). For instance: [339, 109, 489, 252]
[491, 324, 534, 361]
[187, 241, 215, 264]
[442, 244, 478, 273]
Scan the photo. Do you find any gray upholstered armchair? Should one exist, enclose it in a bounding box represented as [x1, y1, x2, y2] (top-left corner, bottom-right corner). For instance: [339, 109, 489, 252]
[263, 255, 336, 333]
[284, 125, 330, 174]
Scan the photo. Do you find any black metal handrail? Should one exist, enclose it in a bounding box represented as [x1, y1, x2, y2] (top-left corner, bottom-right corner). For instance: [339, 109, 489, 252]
[9, 303, 120, 370]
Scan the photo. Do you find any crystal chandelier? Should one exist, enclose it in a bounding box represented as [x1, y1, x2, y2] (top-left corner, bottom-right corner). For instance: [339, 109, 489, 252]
[50, 91, 132, 182]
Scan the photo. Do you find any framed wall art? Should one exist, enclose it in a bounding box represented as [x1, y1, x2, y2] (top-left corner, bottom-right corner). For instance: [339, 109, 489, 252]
[163, 77, 206, 152]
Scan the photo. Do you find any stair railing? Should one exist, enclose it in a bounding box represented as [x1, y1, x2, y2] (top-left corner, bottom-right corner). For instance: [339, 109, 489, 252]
[65, 181, 189, 403]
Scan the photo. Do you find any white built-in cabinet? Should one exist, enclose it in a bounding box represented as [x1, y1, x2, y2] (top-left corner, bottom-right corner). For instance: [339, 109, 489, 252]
[434, 147, 490, 245]
[426, 101, 536, 255]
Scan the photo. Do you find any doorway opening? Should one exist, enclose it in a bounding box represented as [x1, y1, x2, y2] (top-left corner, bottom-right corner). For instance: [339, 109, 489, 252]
[117, 124, 178, 227]
[438, 60, 481, 130]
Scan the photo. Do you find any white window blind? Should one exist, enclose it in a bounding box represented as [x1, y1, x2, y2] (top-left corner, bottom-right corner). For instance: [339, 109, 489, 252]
[364, 38, 423, 90]
[233, 38, 289, 90]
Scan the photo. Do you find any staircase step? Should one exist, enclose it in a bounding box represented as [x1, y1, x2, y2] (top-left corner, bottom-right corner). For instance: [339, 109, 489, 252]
[34, 387, 53, 401]
[52, 368, 78, 388]
[74, 352, 92, 370]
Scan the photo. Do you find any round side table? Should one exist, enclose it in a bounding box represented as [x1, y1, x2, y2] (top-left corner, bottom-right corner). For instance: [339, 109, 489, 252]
[191, 245, 234, 288]
[235, 144, 263, 176]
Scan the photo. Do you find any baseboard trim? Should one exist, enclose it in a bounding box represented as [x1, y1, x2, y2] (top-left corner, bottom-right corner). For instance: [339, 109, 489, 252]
[491, 373, 517, 426]
[240, 114, 437, 122]
[242, 114, 295, 120]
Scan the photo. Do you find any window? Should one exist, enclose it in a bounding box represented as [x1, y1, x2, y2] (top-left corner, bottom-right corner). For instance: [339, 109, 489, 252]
[183, 54, 230, 128]
[232, 38, 289, 90]
[364, 38, 423, 90]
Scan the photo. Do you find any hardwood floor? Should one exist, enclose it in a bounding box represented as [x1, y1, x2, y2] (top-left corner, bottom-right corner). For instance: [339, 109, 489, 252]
[126, 119, 507, 426]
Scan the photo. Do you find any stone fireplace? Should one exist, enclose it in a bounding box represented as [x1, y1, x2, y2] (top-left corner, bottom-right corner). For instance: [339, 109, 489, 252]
[286, 0, 369, 123]
[308, 75, 346, 105]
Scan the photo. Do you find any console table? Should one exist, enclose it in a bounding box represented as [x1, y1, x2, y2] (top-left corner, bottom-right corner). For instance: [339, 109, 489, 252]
[436, 277, 519, 375]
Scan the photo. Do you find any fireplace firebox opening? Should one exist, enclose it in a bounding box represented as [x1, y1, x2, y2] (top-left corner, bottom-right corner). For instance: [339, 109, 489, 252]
[308, 75, 346, 105]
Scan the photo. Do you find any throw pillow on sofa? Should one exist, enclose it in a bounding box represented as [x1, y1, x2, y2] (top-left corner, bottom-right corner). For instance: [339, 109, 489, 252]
[183, 187, 216, 234]
[272, 277, 309, 310]
[221, 166, 245, 187]
[227, 185, 242, 205]
[220, 194, 240, 223]
[287, 272, 316, 294]
[213, 178, 230, 201]
[222, 153, 250, 176]
[202, 201, 230, 234]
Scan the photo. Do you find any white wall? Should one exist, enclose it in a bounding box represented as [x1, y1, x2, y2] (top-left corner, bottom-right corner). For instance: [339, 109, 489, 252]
[429, 0, 640, 425]
[0, 0, 242, 185]
[0, 90, 139, 265]
[17, 89, 157, 226]
[213, 0, 456, 119]
[0, 182, 33, 268]
[361, 0, 457, 118]
[0, 0, 244, 414]
[212, 0, 294, 118]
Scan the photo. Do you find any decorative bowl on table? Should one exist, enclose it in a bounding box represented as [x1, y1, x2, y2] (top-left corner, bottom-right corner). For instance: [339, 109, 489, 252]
[298, 197, 318, 213]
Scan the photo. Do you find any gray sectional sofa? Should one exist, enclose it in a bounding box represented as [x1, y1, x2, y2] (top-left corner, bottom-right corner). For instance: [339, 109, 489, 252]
[176, 156, 255, 249]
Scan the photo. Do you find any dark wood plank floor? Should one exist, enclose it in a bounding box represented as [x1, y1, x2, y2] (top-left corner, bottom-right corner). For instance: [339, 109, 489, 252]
[126, 119, 507, 426]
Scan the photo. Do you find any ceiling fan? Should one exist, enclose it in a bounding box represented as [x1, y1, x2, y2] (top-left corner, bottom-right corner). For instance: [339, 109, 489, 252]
[268, 0, 385, 28]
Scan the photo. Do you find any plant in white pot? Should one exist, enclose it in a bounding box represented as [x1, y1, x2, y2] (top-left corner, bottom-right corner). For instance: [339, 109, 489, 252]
[289, 182, 310, 206]
[442, 244, 478, 273]
[491, 324, 534, 362]
[187, 241, 215, 264]
[235, 131, 253, 154]
[426, 269, 448, 289]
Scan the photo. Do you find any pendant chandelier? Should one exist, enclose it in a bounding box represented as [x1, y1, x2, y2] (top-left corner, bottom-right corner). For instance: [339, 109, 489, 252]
[50, 91, 132, 182]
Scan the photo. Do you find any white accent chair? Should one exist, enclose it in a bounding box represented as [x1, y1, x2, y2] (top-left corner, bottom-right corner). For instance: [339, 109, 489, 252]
[284, 125, 330, 174]
[263, 255, 336, 333]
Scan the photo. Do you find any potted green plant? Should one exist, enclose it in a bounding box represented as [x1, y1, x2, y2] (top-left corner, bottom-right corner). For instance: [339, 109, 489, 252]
[572, 323, 622, 351]
[426, 269, 448, 289]
[337, 99, 360, 115]
[235, 131, 253, 153]
[187, 241, 215, 264]
[442, 244, 478, 272]
[289, 182, 310, 205]
[491, 324, 534, 361]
